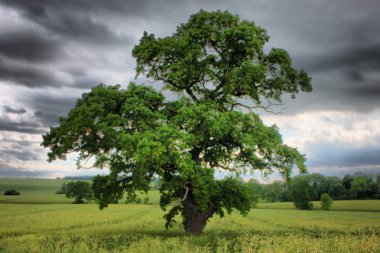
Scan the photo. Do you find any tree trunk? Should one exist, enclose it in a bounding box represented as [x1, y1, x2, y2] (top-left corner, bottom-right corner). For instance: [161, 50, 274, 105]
[182, 193, 215, 235]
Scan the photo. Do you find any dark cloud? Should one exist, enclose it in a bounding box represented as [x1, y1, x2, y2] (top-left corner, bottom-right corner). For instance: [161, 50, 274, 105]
[308, 166, 380, 178]
[0, 57, 59, 87]
[4, 105, 26, 114]
[348, 85, 380, 99]
[28, 94, 77, 123]
[306, 141, 380, 168]
[0, 117, 44, 134]
[2, 0, 132, 46]
[2, 0, 149, 19]
[0, 165, 54, 178]
[0, 31, 62, 62]
[0, 149, 39, 161]
[34, 111, 61, 127]
[305, 44, 380, 74]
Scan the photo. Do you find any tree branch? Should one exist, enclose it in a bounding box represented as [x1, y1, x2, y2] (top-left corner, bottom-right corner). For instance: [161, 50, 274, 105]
[75, 154, 93, 169]
[153, 69, 182, 89]
[214, 162, 235, 172]
[230, 102, 286, 114]
[185, 88, 199, 102]
[180, 184, 190, 201]
[153, 69, 199, 102]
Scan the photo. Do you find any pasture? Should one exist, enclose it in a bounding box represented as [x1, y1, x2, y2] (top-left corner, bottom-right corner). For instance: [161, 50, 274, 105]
[0, 178, 379, 252]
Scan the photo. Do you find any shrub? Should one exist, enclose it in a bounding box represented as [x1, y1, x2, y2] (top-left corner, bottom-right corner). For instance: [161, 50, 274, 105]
[4, 189, 20, 195]
[55, 182, 67, 194]
[320, 193, 333, 210]
[290, 175, 315, 210]
[135, 198, 142, 204]
[143, 196, 149, 204]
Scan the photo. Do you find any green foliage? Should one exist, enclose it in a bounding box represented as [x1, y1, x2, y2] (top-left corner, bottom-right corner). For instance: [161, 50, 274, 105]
[308, 173, 328, 200]
[343, 174, 354, 191]
[42, 10, 311, 234]
[245, 179, 261, 206]
[320, 193, 333, 210]
[65, 181, 93, 204]
[290, 175, 315, 210]
[133, 10, 311, 105]
[261, 181, 290, 202]
[55, 182, 67, 194]
[3, 189, 20, 195]
[350, 176, 372, 199]
[376, 175, 380, 199]
[326, 176, 345, 200]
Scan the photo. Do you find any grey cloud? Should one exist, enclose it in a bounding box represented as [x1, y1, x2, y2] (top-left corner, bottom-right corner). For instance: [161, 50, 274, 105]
[0, 57, 59, 87]
[306, 141, 380, 168]
[0, 31, 62, 62]
[347, 84, 380, 99]
[28, 93, 78, 126]
[2, 0, 132, 46]
[305, 44, 380, 74]
[308, 166, 380, 178]
[0, 117, 44, 134]
[34, 111, 61, 127]
[0, 165, 54, 178]
[4, 105, 27, 114]
[0, 149, 39, 161]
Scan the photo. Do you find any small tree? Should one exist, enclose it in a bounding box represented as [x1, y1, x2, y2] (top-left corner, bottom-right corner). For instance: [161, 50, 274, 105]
[290, 175, 315, 210]
[4, 189, 20, 195]
[55, 182, 67, 194]
[320, 193, 333, 210]
[65, 181, 92, 204]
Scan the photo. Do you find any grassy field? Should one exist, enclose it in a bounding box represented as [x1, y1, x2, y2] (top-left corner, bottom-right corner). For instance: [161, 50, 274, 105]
[1, 178, 380, 252]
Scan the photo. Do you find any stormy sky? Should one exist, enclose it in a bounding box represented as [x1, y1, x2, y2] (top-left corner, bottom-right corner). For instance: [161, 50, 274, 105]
[0, 0, 379, 179]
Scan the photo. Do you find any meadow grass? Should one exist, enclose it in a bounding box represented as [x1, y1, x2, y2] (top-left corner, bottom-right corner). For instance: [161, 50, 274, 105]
[1, 178, 380, 252]
[257, 199, 380, 212]
[1, 203, 379, 252]
[0, 178, 68, 195]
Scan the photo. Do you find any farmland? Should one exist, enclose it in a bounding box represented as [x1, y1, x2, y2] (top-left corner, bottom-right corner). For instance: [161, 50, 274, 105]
[1, 178, 380, 252]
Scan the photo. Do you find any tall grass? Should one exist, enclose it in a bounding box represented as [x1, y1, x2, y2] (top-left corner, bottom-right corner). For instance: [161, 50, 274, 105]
[1, 203, 380, 252]
[1, 179, 380, 252]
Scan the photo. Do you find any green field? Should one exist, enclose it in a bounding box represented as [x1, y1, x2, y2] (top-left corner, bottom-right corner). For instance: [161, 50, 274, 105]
[1, 178, 380, 252]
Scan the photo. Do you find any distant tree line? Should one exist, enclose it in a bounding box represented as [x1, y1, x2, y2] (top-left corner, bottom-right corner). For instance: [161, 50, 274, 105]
[57, 172, 380, 208]
[62, 176, 94, 180]
[3, 189, 20, 195]
[245, 172, 380, 204]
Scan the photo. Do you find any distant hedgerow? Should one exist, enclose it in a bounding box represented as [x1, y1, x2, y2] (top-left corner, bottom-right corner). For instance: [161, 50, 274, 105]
[4, 189, 20, 195]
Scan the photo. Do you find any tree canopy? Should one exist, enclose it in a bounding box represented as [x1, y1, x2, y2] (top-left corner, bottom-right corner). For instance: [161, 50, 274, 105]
[42, 10, 312, 235]
[65, 181, 93, 204]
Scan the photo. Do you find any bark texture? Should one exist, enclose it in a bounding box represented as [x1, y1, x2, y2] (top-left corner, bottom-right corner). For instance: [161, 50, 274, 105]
[182, 192, 215, 235]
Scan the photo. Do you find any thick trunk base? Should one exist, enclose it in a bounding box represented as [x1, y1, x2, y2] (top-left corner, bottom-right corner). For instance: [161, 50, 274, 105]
[183, 210, 207, 235]
[182, 196, 215, 235]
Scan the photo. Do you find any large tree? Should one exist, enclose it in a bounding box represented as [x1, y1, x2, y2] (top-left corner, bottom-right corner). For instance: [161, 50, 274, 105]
[42, 10, 312, 235]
